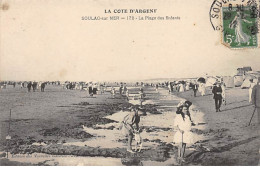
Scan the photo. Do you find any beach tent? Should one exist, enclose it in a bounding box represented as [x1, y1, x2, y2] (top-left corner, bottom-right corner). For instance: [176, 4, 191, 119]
[240, 73, 260, 88]
[197, 77, 206, 83]
[241, 79, 253, 89]
[205, 77, 218, 87]
[222, 76, 234, 88]
[245, 72, 260, 80]
[234, 75, 243, 87]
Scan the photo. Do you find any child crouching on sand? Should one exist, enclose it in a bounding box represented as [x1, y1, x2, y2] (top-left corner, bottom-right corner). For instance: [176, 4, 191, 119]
[119, 106, 145, 153]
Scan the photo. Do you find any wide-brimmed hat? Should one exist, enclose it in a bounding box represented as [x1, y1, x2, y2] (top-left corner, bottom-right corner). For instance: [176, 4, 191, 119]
[215, 81, 221, 84]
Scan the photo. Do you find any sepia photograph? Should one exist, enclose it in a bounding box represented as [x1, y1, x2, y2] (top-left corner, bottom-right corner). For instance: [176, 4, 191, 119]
[0, 0, 259, 166]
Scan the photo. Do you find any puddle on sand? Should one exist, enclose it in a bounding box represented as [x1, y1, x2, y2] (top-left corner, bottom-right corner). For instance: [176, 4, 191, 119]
[63, 110, 164, 149]
[142, 155, 177, 166]
[64, 125, 125, 149]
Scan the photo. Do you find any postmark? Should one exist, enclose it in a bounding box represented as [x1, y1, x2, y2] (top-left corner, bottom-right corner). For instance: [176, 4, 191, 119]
[209, 0, 260, 49]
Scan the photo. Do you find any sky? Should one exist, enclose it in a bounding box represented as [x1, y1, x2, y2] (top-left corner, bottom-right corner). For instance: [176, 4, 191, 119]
[1, 0, 259, 82]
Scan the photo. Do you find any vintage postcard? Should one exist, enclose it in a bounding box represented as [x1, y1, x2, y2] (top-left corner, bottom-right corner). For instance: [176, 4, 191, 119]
[0, 0, 259, 166]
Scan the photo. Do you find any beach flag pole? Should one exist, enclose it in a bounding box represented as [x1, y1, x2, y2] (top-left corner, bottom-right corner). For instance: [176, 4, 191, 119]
[248, 107, 256, 126]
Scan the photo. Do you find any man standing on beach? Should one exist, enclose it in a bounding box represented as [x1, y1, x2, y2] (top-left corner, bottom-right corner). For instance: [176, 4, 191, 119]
[212, 82, 223, 112]
[27, 81, 32, 92]
[41, 82, 46, 92]
[192, 83, 198, 97]
[251, 77, 260, 124]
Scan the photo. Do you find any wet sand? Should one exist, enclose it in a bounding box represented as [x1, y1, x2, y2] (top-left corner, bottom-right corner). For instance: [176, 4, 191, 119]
[0, 85, 259, 165]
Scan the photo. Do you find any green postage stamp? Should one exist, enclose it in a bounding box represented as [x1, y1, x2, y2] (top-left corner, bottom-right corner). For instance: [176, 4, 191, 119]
[222, 6, 258, 48]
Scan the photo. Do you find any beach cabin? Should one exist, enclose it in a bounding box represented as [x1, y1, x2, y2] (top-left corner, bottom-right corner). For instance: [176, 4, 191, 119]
[222, 76, 235, 88]
[233, 75, 244, 87]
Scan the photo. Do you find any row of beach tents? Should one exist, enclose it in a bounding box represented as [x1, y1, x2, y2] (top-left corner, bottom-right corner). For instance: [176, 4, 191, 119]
[198, 71, 260, 89]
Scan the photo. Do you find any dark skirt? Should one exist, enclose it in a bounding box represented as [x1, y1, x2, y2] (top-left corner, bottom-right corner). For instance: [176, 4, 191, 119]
[93, 88, 97, 94]
[89, 87, 93, 94]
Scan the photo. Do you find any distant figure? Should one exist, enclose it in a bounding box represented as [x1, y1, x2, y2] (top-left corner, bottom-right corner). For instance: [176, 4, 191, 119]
[140, 87, 144, 93]
[41, 82, 46, 92]
[93, 84, 98, 95]
[20, 82, 23, 89]
[179, 83, 184, 92]
[139, 88, 145, 106]
[27, 82, 32, 92]
[168, 84, 171, 93]
[155, 84, 159, 92]
[99, 84, 103, 93]
[88, 85, 93, 96]
[249, 79, 255, 103]
[13, 82, 16, 88]
[80, 83, 84, 91]
[111, 87, 116, 98]
[192, 83, 198, 97]
[123, 86, 127, 95]
[126, 89, 129, 101]
[221, 83, 226, 105]
[251, 77, 260, 124]
[174, 106, 194, 163]
[212, 82, 223, 112]
[32, 82, 37, 92]
[185, 83, 190, 91]
[104, 83, 107, 91]
[119, 86, 123, 95]
[170, 83, 174, 92]
[200, 83, 206, 96]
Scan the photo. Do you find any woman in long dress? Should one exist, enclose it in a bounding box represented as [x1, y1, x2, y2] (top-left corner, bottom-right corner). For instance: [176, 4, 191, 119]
[179, 83, 184, 92]
[229, 11, 252, 46]
[111, 87, 116, 98]
[185, 83, 190, 91]
[173, 106, 194, 162]
[221, 83, 226, 105]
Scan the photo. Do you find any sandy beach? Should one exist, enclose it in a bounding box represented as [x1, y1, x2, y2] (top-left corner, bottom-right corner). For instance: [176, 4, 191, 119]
[0, 84, 259, 166]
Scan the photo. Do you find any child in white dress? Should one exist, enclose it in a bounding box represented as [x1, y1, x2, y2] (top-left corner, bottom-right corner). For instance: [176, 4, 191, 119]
[174, 106, 193, 162]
